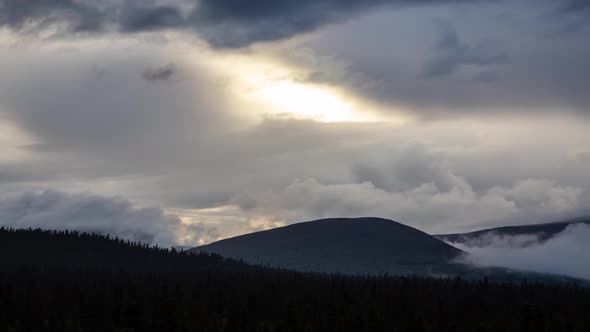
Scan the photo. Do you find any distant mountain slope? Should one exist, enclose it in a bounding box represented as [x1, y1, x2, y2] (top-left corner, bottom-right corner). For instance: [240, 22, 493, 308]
[195, 217, 464, 275]
[436, 216, 590, 247]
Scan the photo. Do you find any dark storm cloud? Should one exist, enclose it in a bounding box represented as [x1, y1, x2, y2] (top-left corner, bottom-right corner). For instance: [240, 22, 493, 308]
[548, 0, 590, 34]
[176, 0, 490, 48]
[119, 4, 184, 32]
[143, 63, 176, 81]
[554, 0, 590, 13]
[0, 0, 486, 47]
[422, 22, 510, 78]
[190, 0, 390, 47]
[0, 0, 103, 32]
[0, 0, 187, 33]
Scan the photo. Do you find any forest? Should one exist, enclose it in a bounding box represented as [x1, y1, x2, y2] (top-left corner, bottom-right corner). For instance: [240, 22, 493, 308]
[1, 227, 589, 332]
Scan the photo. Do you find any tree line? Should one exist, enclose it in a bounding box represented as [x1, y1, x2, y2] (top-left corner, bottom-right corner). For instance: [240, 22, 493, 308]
[0, 227, 589, 332]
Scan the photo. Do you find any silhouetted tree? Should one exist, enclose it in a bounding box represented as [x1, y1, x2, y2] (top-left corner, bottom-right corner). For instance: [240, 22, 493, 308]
[0, 227, 589, 331]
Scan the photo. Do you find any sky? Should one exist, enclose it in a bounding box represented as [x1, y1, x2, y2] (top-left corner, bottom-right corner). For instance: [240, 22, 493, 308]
[0, 0, 589, 246]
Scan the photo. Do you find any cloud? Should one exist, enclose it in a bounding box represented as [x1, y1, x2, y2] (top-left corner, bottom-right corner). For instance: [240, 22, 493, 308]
[2, 44, 589, 236]
[215, 119, 590, 234]
[0, 0, 188, 34]
[0, 21, 590, 242]
[450, 232, 545, 248]
[0, 190, 216, 246]
[422, 21, 510, 78]
[471, 70, 500, 83]
[0, 0, 482, 48]
[453, 223, 590, 281]
[0, 38, 233, 171]
[488, 179, 584, 214]
[547, 0, 590, 34]
[285, 1, 590, 116]
[230, 174, 586, 233]
[143, 63, 176, 81]
[0, 0, 104, 32]
[189, 0, 391, 47]
[558, 0, 590, 11]
[119, 3, 185, 32]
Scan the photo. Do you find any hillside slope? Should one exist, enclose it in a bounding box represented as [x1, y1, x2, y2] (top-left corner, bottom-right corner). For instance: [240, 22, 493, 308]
[195, 217, 464, 275]
[437, 216, 590, 247]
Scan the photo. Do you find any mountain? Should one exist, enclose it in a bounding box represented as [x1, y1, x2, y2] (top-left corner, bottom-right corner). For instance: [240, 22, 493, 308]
[194, 217, 590, 283]
[436, 216, 590, 247]
[195, 217, 465, 275]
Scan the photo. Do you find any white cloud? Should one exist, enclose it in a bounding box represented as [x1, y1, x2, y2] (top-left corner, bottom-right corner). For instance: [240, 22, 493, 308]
[232, 176, 568, 233]
[489, 179, 584, 213]
[453, 223, 590, 281]
[0, 190, 216, 246]
[230, 143, 587, 233]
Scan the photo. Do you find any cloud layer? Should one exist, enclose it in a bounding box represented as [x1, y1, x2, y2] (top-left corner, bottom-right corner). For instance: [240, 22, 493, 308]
[288, 0, 590, 117]
[0, 0, 589, 245]
[453, 224, 590, 281]
[1, 36, 589, 236]
[0, 190, 196, 246]
[0, 0, 479, 47]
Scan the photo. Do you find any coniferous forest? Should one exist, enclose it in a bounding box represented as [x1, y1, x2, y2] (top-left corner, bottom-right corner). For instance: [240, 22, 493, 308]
[1, 228, 590, 332]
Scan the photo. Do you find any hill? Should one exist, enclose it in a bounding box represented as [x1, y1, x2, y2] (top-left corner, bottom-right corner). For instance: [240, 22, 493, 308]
[194, 217, 590, 283]
[437, 216, 590, 247]
[195, 217, 465, 275]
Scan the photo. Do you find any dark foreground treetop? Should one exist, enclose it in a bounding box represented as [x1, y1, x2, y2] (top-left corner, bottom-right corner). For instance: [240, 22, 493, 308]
[0, 227, 589, 332]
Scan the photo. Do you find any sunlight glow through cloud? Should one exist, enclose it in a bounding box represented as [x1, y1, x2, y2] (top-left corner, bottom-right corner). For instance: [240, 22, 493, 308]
[203, 52, 387, 123]
[254, 80, 357, 122]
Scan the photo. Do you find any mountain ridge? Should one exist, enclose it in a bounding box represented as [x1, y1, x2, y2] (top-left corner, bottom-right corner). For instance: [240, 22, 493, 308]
[436, 216, 590, 246]
[193, 217, 590, 284]
[194, 217, 465, 275]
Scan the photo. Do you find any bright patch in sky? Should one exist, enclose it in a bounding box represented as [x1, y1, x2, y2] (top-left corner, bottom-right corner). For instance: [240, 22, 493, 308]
[0, 117, 34, 162]
[254, 80, 356, 122]
[205, 52, 379, 123]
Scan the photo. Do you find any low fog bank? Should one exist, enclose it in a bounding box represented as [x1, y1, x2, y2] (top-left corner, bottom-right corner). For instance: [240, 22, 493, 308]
[452, 223, 590, 280]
